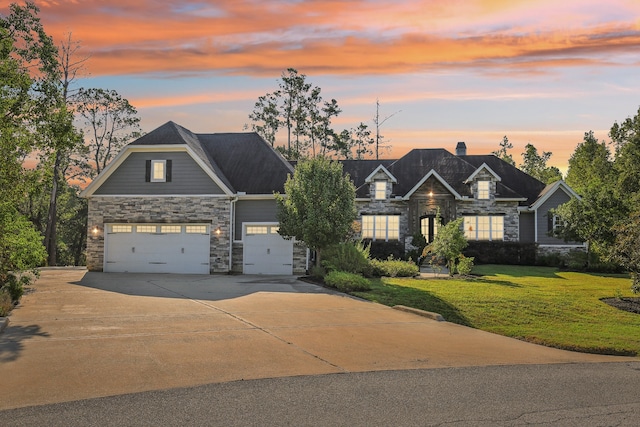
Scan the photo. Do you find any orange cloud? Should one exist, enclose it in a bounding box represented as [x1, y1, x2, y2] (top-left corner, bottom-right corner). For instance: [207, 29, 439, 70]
[3, 0, 635, 78]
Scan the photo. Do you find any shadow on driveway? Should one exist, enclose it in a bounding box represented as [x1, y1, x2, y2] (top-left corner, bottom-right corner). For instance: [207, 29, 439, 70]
[72, 272, 338, 302]
[0, 324, 49, 363]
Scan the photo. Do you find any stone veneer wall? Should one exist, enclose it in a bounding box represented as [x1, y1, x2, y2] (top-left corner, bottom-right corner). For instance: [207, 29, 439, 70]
[537, 244, 586, 256]
[87, 196, 231, 273]
[456, 170, 520, 242]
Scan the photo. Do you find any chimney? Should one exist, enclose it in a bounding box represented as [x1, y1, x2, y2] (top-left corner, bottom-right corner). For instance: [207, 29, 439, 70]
[455, 141, 467, 156]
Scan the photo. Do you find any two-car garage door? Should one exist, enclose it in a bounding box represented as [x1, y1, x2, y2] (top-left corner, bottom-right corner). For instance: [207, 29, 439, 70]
[104, 224, 210, 274]
[104, 223, 295, 275]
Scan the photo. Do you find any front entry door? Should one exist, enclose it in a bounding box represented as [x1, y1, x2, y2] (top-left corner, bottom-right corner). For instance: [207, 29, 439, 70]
[420, 216, 440, 243]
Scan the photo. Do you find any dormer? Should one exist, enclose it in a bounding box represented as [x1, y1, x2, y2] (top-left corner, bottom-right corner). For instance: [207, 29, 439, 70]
[364, 165, 398, 200]
[464, 163, 501, 200]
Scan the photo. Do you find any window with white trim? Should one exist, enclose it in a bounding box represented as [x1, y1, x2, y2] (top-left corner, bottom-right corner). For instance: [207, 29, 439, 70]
[464, 216, 504, 241]
[110, 225, 132, 233]
[362, 215, 399, 241]
[477, 181, 490, 200]
[374, 181, 386, 200]
[551, 215, 565, 234]
[151, 160, 166, 182]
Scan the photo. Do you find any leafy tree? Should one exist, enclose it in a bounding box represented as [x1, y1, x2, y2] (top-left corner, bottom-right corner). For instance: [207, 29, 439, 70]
[520, 143, 563, 184]
[249, 68, 343, 159]
[610, 107, 640, 207]
[427, 218, 468, 277]
[609, 211, 640, 293]
[492, 136, 515, 166]
[565, 131, 613, 194]
[352, 122, 373, 159]
[275, 157, 356, 267]
[0, 1, 61, 272]
[74, 87, 142, 177]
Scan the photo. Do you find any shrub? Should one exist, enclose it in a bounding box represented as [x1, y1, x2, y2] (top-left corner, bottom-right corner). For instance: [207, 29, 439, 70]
[366, 240, 405, 261]
[2, 273, 28, 302]
[322, 241, 373, 277]
[0, 290, 12, 317]
[309, 265, 326, 280]
[370, 256, 419, 278]
[456, 255, 474, 275]
[465, 241, 537, 265]
[324, 270, 371, 292]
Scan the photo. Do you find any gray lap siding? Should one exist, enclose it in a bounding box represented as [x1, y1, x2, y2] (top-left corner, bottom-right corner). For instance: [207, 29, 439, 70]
[86, 196, 231, 273]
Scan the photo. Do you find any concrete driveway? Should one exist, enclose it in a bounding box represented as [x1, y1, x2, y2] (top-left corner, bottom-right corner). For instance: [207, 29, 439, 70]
[0, 269, 632, 410]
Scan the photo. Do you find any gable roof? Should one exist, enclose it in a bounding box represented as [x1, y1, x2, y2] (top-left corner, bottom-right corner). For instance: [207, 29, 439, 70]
[459, 155, 547, 205]
[89, 121, 294, 196]
[530, 180, 580, 210]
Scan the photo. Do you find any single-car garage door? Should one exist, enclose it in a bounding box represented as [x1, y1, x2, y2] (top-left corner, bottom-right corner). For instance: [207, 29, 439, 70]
[104, 224, 210, 274]
[243, 224, 293, 275]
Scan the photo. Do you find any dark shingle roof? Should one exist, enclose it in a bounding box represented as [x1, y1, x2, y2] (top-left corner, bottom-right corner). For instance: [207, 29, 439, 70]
[197, 133, 293, 194]
[128, 121, 293, 194]
[459, 155, 546, 205]
[128, 122, 546, 202]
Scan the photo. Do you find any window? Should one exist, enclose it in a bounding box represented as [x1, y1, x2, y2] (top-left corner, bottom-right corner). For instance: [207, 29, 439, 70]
[374, 181, 386, 200]
[186, 225, 208, 234]
[146, 159, 172, 182]
[136, 225, 157, 233]
[477, 181, 490, 200]
[464, 216, 504, 241]
[111, 225, 132, 233]
[160, 225, 181, 233]
[246, 226, 268, 235]
[362, 215, 399, 241]
[151, 160, 166, 182]
[551, 215, 565, 233]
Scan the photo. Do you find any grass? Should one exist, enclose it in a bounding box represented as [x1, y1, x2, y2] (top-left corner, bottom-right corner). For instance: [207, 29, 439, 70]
[351, 264, 640, 356]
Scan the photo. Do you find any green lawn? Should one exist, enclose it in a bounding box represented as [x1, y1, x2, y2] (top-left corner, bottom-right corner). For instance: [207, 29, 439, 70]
[351, 265, 640, 356]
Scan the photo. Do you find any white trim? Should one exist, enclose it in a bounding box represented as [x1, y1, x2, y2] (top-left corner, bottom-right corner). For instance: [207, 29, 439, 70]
[81, 144, 234, 197]
[495, 197, 528, 202]
[538, 244, 587, 248]
[236, 193, 278, 200]
[150, 160, 166, 182]
[464, 162, 502, 183]
[364, 165, 398, 183]
[530, 180, 580, 210]
[403, 170, 463, 200]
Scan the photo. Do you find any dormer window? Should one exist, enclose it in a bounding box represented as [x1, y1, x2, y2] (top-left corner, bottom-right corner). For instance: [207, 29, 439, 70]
[374, 181, 386, 200]
[477, 181, 490, 199]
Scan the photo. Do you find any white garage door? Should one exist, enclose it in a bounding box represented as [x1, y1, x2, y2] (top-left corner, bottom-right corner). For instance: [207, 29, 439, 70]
[243, 224, 293, 275]
[104, 224, 210, 274]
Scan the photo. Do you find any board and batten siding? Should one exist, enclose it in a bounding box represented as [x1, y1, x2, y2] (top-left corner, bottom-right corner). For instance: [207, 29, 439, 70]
[234, 199, 279, 240]
[94, 152, 224, 195]
[536, 189, 572, 245]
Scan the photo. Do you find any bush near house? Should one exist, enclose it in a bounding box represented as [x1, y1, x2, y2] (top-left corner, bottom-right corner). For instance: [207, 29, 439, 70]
[367, 240, 404, 261]
[370, 257, 419, 278]
[322, 241, 373, 277]
[324, 270, 371, 292]
[465, 241, 537, 265]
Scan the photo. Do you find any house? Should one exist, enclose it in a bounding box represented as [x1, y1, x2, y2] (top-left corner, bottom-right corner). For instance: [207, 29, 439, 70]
[81, 122, 583, 275]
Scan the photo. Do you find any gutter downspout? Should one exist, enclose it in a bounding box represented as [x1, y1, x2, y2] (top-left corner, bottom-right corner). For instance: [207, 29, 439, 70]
[229, 196, 238, 273]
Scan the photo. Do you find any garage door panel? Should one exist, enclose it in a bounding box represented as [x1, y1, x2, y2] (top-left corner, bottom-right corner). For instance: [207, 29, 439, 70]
[105, 224, 210, 274]
[243, 225, 294, 275]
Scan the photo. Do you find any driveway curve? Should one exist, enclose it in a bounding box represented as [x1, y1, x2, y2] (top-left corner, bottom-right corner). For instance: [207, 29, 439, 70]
[0, 269, 633, 410]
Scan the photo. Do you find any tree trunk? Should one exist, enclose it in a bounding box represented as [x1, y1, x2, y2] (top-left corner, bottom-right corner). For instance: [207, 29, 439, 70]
[44, 150, 62, 266]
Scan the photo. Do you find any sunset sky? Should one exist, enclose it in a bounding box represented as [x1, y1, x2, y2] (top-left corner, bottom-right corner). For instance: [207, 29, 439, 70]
[4, 0, 640, 172]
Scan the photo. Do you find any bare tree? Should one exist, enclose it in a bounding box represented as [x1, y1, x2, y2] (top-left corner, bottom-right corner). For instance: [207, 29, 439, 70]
[75, 88, 142, 176]
[372, 98, 399, 159]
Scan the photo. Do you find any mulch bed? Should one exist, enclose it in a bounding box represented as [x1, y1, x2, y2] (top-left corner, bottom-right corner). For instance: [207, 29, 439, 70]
[601, 297, 640, 314]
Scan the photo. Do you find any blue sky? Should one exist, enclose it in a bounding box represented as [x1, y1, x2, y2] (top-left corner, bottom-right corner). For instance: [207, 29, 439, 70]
[6, 0, 640, 172]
